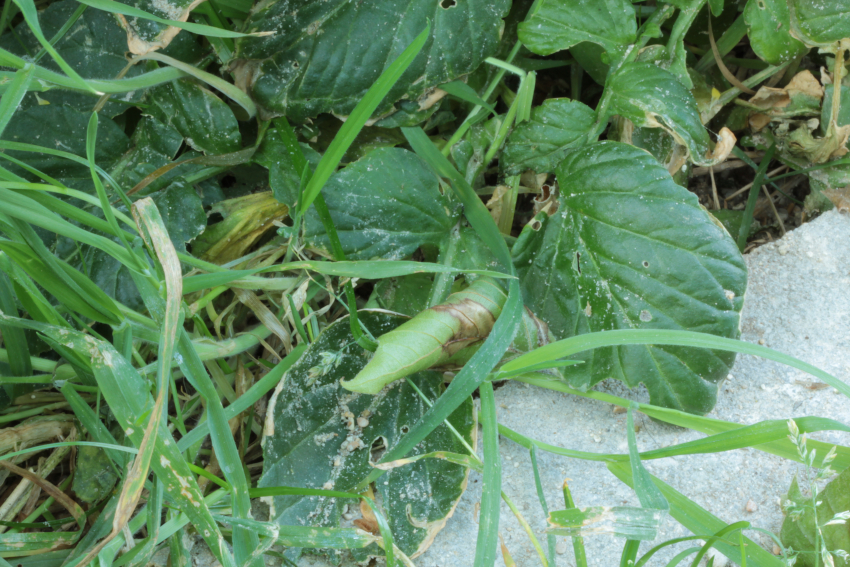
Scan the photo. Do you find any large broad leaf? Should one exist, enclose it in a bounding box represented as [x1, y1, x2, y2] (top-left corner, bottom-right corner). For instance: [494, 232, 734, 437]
[511, 142, 747, 414]
[606, 62, 712, 166]
[518, 0, 636, 58]
[781, 468, 850, 567]
[232, 0, 510, 120]
[112, 0, 203, 53]
[146, 79, 241, 155]
[366, 274, 433, 316]
[260, 311, 474, 561]
[501, 98, 596, 175]
[0, 105, 130, 189]
[304, 148, 459, 260]
[788, 0, 850, 47]
[0, 0, 145, 116]
[744, 0, 807, 65]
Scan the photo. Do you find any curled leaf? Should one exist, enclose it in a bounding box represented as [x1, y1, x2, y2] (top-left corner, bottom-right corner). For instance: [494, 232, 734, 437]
[341, 277, 507, 394]
[192, 192, 288, 264]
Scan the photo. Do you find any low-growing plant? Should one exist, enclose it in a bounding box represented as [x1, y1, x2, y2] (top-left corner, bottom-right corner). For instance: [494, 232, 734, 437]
[0, 0, 848, 566]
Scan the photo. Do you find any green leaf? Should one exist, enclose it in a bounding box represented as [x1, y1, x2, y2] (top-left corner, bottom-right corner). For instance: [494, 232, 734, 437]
[233, 0, 511, 120]
[0, 0, 146, 116]
[367, 274, 433, 316]
[297, 23, 431, 218]
[191, 191, 286, 265]
[440, 80, 497, 115]
[304, 148, 459, 260]
[606, 63, 712, 166]
[518, 0, 637, 58]
[547, 506, 665, 540]
[72, 445, 119, 504]
[511, 142, 746, 413]
[744, 0, 808, 65]
[75, 0, 263, 41]
[609, 462, 787, 567]
[501, 98, 596, 175]
[109, 0, 207, 52]
[255, 129, 321, 208]
[781, 468, 850, 567]
[475, 381, 500, 566]
[146, 79, 241, 155]
[788, 0, 850, 47]
[10, 0, 94, 93]
[822, 84, 850, 130]
[0, 105, 130, 187]
[571, 42, 610, 86]
[342, 276, 507, 395]
[260, 311, 474, 561]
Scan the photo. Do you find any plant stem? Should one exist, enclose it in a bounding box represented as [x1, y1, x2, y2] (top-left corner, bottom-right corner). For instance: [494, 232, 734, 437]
[561, 481, 589, 567]
[502, 490, 549, 567]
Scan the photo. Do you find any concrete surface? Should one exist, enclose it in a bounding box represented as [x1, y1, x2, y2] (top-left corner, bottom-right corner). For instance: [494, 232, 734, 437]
[414, 209, 850, 567]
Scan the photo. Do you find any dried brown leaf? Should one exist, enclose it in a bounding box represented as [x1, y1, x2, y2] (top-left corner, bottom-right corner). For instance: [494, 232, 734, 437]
[748, 87, 791, 110]
[786, 70, 824, 100]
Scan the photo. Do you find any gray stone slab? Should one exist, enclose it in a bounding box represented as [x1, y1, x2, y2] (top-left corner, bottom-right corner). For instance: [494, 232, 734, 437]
[416, 209, 850, 567]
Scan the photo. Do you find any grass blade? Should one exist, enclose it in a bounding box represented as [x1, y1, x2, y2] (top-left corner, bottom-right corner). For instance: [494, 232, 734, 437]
[475, 381, 501, 567]
[501, 388, 850, 469]
[298, 23, 430, 216]
[530, 445, 557, 566]
[0, 316, 237, 567]
[75, 0, 268, 39]
[0, 272, 31, 380]
[0, 65, 33, 139]
[627, 405, 668, 511]
[182, 261, 509, 293]
[499, 329, 850, 400]
[131, 199, 261, 567]
[87, 112, 134, 254]
[439, 80, 496, 115]
[0, 187, 136, 266]
[132, 51, 256, 119]
[562, 482, 588, 567]
[738, 143, 776, 251]
[608, 462, 785, 567]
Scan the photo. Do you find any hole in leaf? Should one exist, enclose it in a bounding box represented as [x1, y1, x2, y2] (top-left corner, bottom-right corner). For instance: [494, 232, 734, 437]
[642, 261, 650, 268]
[292, 61, 299, 69]
[535, 183, 551, 204]
[440, 0, 457, 8]
[575, 252, 581, 274]
[400, 425, 409, 434]
[531, 220, 542, 231]
[369, 436, 387, 464]
[221, 174, 237, 188]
